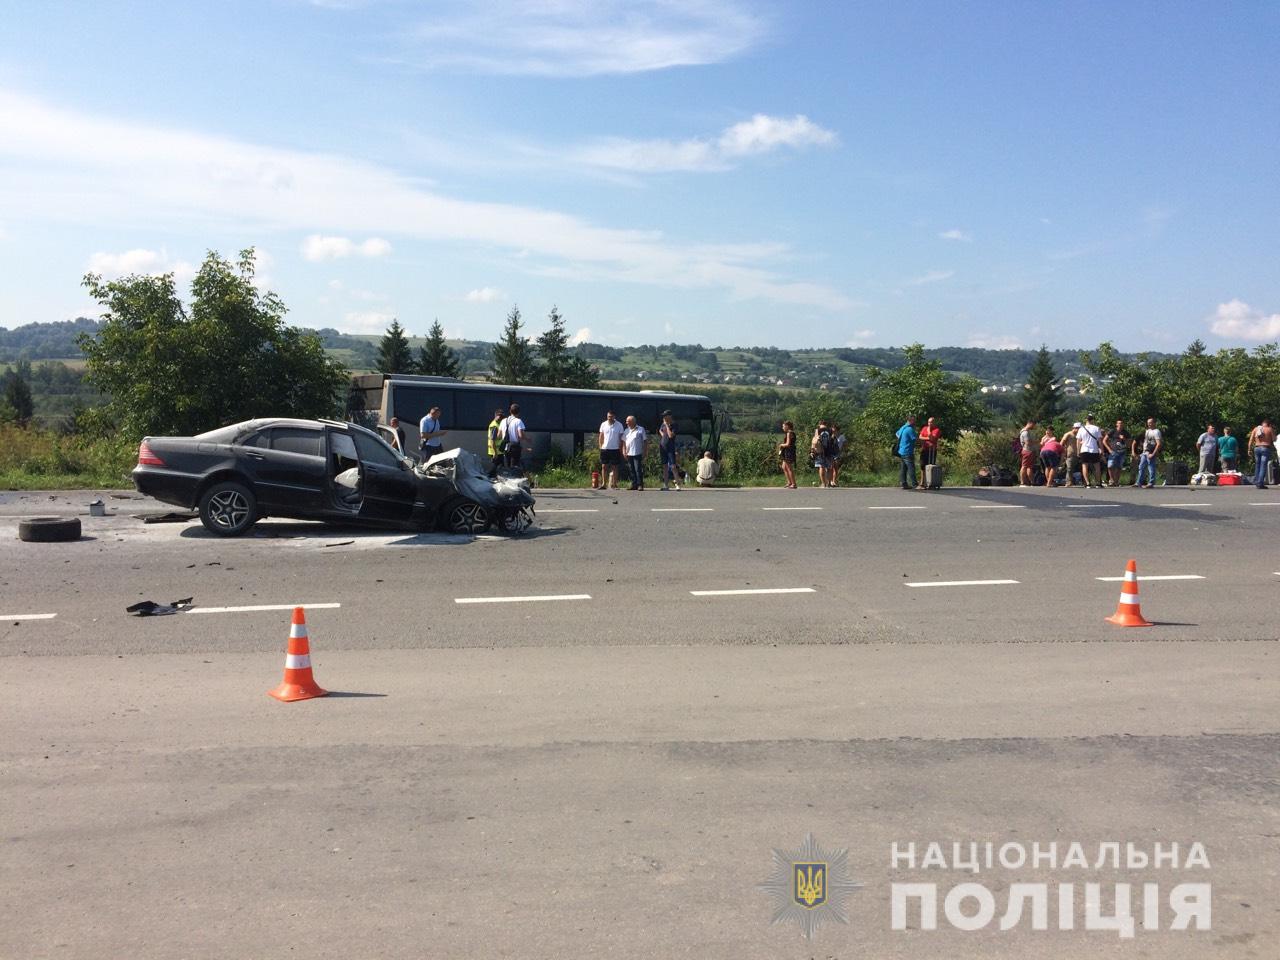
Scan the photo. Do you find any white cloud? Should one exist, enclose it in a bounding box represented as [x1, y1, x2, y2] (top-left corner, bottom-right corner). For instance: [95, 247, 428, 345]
[966, 332, 1024, 350]
[845, 329, 875, 345]
[938, 229, 972, 243]
[301, 234, 392, 261]
[391, 0, 765, 77]
[572, 114, 836, 174]
[1, 90, 853, 313]
[908, 269, 955, 286]
[343, 310, 397, 334]
[717, 114, 836, 156]
[568, 326, 592, 346]
[464, 286, 504, 303]
[86, 247, 196, 284]
[1208, 299, 1280, 341]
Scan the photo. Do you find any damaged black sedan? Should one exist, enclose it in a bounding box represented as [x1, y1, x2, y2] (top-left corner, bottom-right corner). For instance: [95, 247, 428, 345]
[132, 418, 535, 537]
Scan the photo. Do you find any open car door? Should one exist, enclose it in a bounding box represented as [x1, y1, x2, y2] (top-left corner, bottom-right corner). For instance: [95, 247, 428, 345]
[351, 428, 417, 524]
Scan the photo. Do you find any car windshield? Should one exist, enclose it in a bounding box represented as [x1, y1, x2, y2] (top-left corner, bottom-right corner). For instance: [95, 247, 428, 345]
[351, 423, 411, 467]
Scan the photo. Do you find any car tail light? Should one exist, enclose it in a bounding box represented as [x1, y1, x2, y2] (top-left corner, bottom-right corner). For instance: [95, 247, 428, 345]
[137, 441, 166, 466]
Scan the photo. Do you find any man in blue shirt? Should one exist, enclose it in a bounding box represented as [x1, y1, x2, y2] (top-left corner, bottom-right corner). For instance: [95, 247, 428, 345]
[896, 416, 918, 490]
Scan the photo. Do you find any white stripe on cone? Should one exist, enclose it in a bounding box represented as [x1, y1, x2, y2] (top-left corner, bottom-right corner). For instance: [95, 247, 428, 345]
[290, 624, 308, 638]
[285, 654, 312, 669]
[1119, 594, 1140, 605]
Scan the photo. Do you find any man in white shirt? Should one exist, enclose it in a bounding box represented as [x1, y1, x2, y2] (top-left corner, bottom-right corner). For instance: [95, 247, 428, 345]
[621, 415, 647, 491]
[502, 403, 526, 471]
[1137, 417, 1163, 488]
[1075, 415, 1104, 489]
[696, 451, 720, 486]
[597, 410, 623, 491]
[419, 406, 448, 462]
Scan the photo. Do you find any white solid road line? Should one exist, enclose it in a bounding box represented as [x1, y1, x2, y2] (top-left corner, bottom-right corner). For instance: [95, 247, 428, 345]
[191, 603, 343, 614]
[761, 506, 823, 511]
[969, 505, 1025, 509]
[868, 505, 927, 510]
[1096, 574, 1206, 582]
[537, 508, 600, 513]
[690, 587, 816, 597]
[1, 612, 57, 621]
[455, 594, 591, 605]
[650, 508, 714, 512]
[904, 579, 1020, 588]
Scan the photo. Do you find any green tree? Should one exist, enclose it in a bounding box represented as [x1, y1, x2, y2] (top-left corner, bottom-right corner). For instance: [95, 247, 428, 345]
[2, 373, 34, 423]
[1083, 339, 1280, 453]
[862, 343, 988, 443]
[491, 305, 535, 385]
[535, 305, 570, 386]
[376, 319, 414, 374]
[562, 354, 601, 389]
[79, 248, 348, 439]
[1017, 345, 1060, 426]
[416, 319, 461, 377]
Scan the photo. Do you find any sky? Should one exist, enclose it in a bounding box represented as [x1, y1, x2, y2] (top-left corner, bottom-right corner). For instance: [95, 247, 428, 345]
[1, 0, 1278, 352]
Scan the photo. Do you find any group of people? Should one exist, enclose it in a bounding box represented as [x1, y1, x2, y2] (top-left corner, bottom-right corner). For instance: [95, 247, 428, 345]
[597, 409, 685, 491]
[1014, 415, 1278, 490]
[386, 403, 529, 478]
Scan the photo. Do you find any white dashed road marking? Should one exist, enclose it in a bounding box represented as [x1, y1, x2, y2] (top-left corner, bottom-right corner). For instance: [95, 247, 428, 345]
[969, 505, 1026, 510]
[904, 579, 1020, 588]
[1, 613, 57, 621]
[191, 603, 343, 614]
[690, 588, 816, 597]
[538, 509, 600, 513]
[1249, 502, 1280, 506]
[651, 508, 714, 512]
[1161, 502, 1211, 507]
[868, 505, 927, 510]
[1068, 503, 1121, 508]
[1096, 575, 1205, 582]
[455, 594, 591, 605]
[761, 506, 823, 511]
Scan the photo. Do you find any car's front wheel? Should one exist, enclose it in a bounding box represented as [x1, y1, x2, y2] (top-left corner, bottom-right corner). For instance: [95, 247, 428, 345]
[442, 498, 490, 534]
[198, 481, 257, 537]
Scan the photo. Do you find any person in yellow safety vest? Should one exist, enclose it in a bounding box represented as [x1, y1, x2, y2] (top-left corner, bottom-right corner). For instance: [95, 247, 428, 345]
[486, 408, 505, 478]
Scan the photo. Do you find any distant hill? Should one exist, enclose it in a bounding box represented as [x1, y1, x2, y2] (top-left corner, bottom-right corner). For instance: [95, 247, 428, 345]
[0, 318, 1172, 388]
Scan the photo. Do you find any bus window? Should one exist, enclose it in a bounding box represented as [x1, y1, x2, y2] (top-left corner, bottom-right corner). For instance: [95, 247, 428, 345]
[391, 385, 455, 426]
[509, 392, 563, 431]
[457, 389, 508, 430]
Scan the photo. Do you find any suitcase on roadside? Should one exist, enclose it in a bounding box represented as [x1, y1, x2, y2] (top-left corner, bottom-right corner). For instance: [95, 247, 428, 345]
[925, 464, 943, 489]
[1164, 461, 1190, 486]
[1190, 472, 1217, 486]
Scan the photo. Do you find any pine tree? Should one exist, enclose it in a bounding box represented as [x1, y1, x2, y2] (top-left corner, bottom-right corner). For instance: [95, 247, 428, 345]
[376, 319, 413, 374]
[490, 305, 535, 385]
[535, 305, 570, 386]
[3, 374, 34, 423]
[416, 320, 461, 377]
[563, 355, 601, 389]
[1018, 345, 1060, 426]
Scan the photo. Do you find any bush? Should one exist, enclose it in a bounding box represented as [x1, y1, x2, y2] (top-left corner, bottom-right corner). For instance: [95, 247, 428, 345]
[0, 424, 137, 489]
[948, 430, 1020, 480]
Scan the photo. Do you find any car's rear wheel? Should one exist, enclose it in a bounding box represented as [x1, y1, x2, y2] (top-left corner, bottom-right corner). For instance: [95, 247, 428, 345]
[198, 481, 257, 537]
[443, 498, 490, 534]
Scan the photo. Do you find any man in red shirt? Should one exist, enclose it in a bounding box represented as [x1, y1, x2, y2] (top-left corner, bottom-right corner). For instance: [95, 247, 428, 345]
[917, 416, 941, 488]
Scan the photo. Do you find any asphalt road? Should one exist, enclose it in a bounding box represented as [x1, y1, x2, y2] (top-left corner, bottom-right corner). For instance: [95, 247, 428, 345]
[3, 483, 1279, 958]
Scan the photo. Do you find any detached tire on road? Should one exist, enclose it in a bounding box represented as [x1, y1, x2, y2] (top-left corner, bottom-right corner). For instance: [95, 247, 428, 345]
[17, 516, 82, 543]
[443, 498, 491, 535]
[198, 481, 258, 537]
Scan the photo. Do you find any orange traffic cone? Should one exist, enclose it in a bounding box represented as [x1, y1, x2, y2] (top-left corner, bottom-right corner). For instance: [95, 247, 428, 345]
[1105, 560, 1153, 627]
[268, 606, 329, 701]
